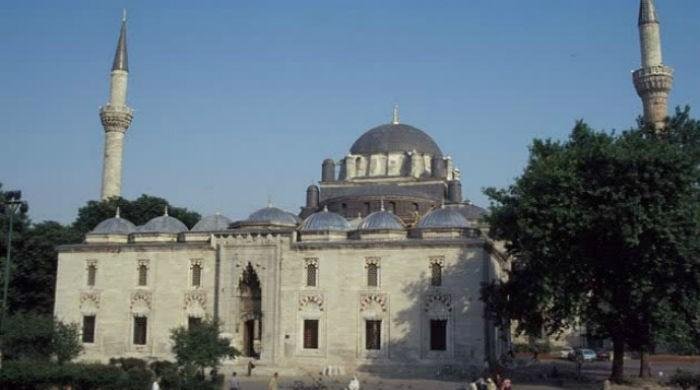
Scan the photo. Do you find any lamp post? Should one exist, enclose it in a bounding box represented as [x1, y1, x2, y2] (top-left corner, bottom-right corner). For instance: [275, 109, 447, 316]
[0, 190, 28, 368]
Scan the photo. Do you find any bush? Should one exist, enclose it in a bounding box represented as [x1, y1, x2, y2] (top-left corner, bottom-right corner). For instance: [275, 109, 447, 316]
[669, 369, 700, 390]
[0, 360, 152, 390]
[1, 313, 82, 364]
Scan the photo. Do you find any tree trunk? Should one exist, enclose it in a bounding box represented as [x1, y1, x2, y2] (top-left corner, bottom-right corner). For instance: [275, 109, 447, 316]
[639, 349, 651, 378]
[610, 335, 625, 383]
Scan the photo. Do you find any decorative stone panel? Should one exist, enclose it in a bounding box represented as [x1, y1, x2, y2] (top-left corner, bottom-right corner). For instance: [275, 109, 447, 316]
[80, 290, 100, 315]
[359, 294, 387, 312]
[364, 257, 380, 268]
[184, 290, 207, 318]
[429, 255, 445, 267]
[304, 257, 319, 267]
[424, 292, 452, 313]
[130, 290, 152, 316]
[299, 294, 324, 311]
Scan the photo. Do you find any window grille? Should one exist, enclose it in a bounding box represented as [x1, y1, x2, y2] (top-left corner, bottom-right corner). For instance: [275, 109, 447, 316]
[303, 320, 319, 349]
[365, 320, 381, 350]
[133, 317, 148, 345]
[192, 264, 202, 287]
[431, 263, 442, 287]
[138, 264, 148, 286]
[306, 264, 317, 287]
[367, 264, 378, 287]
[430, 319, 447, 351]
[87, 264, 96, 287]
[82, 315, 96, 343]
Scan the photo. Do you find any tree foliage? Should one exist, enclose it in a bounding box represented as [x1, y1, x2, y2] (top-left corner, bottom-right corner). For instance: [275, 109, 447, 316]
[483, 108, 700, 382]
[170, 318, 238, 376]
[2, 313, 82, 363]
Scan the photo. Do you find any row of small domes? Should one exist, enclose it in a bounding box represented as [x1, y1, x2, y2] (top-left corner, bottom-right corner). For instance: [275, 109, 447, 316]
[91, 204, 473, 235]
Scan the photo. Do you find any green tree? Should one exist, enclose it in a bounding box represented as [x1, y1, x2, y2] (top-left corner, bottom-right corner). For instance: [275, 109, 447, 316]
[10, 222, 81, 314]
[72, 194, 201, 234]
[483, 111, 700, 382]
[170, 319, 238, 378]
[1, 313, 82, 363]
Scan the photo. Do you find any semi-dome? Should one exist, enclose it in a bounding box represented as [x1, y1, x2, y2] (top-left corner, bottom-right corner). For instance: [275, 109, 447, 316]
[91, 211, 136, 235]
[300, 207, 351, 232]
[358, 210, 405, 231]
[248, 206, 298, 226]
[142, 208, 188, 233]
[417, 206, 470, 229]
[192, 214, 232, 232]
[350, 123, 442, 156]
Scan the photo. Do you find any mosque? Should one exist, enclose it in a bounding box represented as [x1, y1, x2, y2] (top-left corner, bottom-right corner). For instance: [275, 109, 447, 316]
[54, 0, 673, 372]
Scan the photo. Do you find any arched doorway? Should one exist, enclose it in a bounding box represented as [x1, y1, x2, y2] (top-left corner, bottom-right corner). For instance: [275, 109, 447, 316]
[239, 263, 262, 358]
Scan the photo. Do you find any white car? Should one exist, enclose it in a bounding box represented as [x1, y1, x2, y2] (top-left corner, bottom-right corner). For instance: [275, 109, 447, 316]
[559, 346, 574, 359]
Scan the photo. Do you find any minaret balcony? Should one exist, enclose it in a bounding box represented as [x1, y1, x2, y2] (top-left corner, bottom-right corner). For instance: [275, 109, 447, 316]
[100, 105, 133, 132]
[633, 65, 673, 94]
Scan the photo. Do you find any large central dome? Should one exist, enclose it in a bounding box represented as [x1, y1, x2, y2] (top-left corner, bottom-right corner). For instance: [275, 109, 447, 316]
[350, 123, 443, 156]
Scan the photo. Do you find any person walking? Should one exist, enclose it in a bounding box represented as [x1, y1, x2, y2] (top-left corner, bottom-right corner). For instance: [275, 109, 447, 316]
[268, 372, 279, 390]
[229, 372, 241, 390]
[151, 378, 160, 390]
[348, 375, 360, 390]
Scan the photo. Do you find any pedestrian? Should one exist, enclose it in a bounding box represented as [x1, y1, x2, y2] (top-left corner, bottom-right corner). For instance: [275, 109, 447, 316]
[348, 375, 360, 390]
[229, 371, 241, 390]
[499, 378, 512, 390]
[485, 377, 497, 390]
[468, 381, 478, 390]
[268, 372, 279, 390]
[247, 360, 256, 376]
[151, 378, 160, 390]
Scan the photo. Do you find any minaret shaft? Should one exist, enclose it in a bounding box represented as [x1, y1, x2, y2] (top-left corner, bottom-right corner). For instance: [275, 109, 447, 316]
[633, 0, 673, 130]
[100, 17, 133, 200]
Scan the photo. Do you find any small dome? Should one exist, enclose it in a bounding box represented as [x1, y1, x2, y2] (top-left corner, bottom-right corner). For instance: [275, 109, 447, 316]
[300, 208, 351, 232]
[142, 208, 188, 233]
[248, 206, 298, 226]
[192, 214, 232, 232]
[91, 216, 136, 235]
[417, 207, 470, 229]
[358, 210, 404, 231]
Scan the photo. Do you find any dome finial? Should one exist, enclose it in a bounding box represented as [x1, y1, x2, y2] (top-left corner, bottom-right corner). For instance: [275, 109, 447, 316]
[392, 104, 400, 125]
[122, 8, 127, 22]
[164, 205, 169, 216]
[380, 197, 385, 211]
[323, 205, 329, 212]
[115, 206, 121, 218]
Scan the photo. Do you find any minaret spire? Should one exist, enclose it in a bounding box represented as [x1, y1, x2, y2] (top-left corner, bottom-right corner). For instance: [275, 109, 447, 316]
[112, 10, 129, 72]
[633, 0, 673, 130]
[391, 104, 400, 125]
[99, 13, 134, 199]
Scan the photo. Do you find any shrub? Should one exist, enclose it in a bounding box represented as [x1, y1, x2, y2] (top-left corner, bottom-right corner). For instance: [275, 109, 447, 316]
[1, 313, 82, 364]
[669, 369, 700, 390]
[0, 360, 152, 389]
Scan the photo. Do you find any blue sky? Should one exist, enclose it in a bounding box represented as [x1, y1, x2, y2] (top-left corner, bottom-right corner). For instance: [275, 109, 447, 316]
[1, 1, 698, 224]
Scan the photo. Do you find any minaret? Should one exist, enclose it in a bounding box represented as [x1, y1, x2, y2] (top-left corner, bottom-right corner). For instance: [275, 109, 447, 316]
[99, 11, 133, 200]
[633, 0, 673, 130]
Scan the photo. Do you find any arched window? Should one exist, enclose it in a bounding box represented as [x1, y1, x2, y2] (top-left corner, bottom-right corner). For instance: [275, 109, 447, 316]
[306, 263, 317, 287]
[191, 264, 202, 287]
[355, 157, 363, 176]
[138, 264, 148, 286]
[367, 263, 378, 287]
[364, 202, 371, 215]
[431, 263, 442, 287]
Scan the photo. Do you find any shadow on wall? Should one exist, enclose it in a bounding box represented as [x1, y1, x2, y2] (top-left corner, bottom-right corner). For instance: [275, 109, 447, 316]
[356, 247, 498, 381]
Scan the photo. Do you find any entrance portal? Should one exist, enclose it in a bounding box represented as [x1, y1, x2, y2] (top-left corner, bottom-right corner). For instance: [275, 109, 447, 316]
[239, 263, 262, 358]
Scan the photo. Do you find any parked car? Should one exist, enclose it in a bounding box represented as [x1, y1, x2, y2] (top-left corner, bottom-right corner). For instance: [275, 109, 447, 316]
[559, 346, 574, 359]
[571, 348, 597, 362]
[596, 349, 612, 361]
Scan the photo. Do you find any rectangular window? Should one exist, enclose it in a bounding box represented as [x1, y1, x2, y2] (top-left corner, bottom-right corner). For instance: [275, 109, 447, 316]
[133, 317, 148, 345]
[188, 316, 202, 329]
[138, 265, 148, 286]
[192, 264, 202, 287]
[303, 319, 319, 349]
[430, 319, 447, 351]
[87, 264, 96, 287]
[365, 320, 381, 350]
[367, 264, 378, 287]
[306, 264, 317, 287]
[431, 263, 442, 287]
[82, 315, 96, 343]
